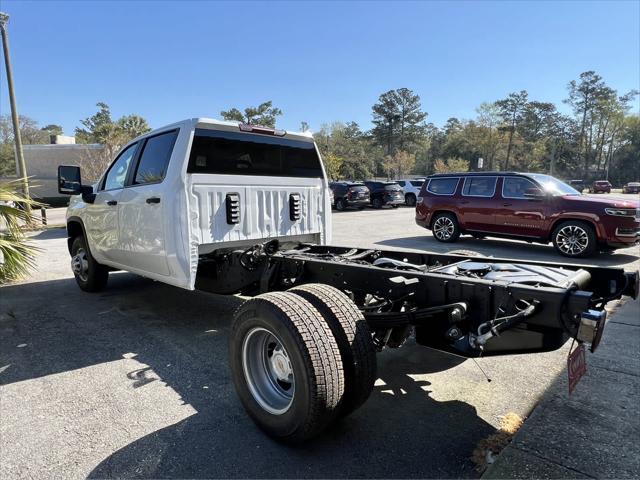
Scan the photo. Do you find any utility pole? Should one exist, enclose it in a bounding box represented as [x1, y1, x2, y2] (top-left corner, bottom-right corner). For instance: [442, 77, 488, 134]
[0, 11, 31, 213]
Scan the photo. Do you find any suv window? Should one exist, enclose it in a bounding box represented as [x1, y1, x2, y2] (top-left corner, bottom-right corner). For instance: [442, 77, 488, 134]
[410, 181, 423, 187]
[427, 177, 459, 195]
[134, 130, 179, 185]
[397, 181, 406, 187]
[502, 176, 537, 199]
[462, 176, 497, 197]
[103, 143, 137, 191]
[187, 129, 323, 178]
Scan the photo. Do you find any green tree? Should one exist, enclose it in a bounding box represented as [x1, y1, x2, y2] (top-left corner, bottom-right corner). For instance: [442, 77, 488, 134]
[117, 115, 150, 139]
[496, 90, 528, 169]
[0, 115, 52, 175]
[434, 157, 469, 173]
[371, 88, 427, 155]
[323, 152, 343, 180]
[40, 124, 64, 137]
[564, 71, 615, 176]
[220, 101, 283, 127]
[0, 179, 42, 283]
[382, 150, 416, 178]
[74, 103, 151, 181]
[314, 121, 375, 179]
[609, 115, 640, 185]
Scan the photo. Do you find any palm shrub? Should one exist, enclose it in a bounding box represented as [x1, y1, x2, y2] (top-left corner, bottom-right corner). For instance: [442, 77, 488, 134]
[0, 179, 41, 283]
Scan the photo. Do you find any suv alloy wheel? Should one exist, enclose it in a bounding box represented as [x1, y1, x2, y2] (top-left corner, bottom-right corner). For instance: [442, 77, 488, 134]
[552, 221, 597, 257]
[431, 213, 460, 242]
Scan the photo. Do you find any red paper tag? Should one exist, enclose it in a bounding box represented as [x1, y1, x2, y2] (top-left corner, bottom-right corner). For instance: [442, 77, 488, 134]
[568, 344, 587, 395]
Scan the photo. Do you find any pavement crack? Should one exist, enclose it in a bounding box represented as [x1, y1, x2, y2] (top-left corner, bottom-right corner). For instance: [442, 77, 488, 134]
[589, 363, 640, 377]
[510, 445, 597, 479]
[608, 320, 639, 327]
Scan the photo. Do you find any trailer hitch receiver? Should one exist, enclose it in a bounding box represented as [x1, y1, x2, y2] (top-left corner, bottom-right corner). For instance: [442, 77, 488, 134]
[577, 309, 607, 353]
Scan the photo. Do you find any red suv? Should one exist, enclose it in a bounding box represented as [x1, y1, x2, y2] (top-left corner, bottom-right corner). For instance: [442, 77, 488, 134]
[415, 172, 639, 257]
[590, 180, 612, 194]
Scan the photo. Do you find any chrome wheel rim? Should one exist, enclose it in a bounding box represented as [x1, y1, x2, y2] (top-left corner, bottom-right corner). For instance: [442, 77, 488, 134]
[556, 225, 589, 255]
[71, 248, 89, 282]
[433, 217, 455, 240]
[242, 327, 295, 415]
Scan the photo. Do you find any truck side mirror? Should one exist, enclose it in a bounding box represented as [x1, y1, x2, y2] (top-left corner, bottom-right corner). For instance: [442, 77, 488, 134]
[58, 165, 82, 195]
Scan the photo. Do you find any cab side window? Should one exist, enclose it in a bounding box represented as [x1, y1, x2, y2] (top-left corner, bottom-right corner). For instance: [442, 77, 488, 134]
[103, 143, 138, 191]
[502, 176, 537, 199]
[134, 130, 179, 185]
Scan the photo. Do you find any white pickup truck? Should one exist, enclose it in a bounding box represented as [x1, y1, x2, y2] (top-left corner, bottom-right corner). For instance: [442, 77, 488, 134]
[58, 118, 638, 441]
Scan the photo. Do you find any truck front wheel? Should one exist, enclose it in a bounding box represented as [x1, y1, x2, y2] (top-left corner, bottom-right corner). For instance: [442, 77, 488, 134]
[289, 284, 377, 417]
[229, 292, 345, 441]
[70, 236, 109, 292]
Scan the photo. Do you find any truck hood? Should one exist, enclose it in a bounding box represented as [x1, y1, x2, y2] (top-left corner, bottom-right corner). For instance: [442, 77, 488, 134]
[562, 195, 639, 209]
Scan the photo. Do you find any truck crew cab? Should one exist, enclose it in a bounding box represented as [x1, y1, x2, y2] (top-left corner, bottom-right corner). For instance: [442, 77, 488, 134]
[59, 118, 638, 442]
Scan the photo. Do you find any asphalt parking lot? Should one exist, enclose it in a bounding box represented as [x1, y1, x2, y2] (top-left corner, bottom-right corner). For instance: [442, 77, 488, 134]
[1, 202, 638, 479]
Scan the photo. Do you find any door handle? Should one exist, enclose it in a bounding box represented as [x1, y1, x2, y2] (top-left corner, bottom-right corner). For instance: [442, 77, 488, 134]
[503, 203, 512, 207]
[106, 200, 117, 206]
[146, 197, 161, 204]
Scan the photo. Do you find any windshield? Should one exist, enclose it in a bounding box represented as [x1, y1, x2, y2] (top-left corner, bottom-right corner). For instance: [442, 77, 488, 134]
[528, 174, 581, 196]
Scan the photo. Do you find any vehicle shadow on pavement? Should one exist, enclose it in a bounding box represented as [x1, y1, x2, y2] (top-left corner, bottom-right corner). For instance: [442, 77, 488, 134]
[376, 236, 638, 266]
[0, 275, 492, 479]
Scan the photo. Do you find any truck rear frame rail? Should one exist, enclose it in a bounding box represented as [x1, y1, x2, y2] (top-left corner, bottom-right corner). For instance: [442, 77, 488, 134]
[196, 241, 637, 357]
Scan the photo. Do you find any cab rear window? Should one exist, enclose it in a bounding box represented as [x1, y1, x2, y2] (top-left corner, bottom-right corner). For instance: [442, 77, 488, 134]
[427, 177, 459, 195]
[188, 129, 323, 178]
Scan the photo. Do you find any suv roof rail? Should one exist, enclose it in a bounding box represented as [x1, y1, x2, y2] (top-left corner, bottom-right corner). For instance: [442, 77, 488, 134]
[428, 171, 522, 177]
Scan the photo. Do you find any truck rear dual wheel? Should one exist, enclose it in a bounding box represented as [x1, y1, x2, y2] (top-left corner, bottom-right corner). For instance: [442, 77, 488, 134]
[230, 291, 345, 442]
[229, 286, 377, 441]
[289, 284, 377, 417]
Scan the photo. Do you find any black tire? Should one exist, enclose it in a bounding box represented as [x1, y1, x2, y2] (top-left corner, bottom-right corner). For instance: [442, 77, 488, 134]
[229, 292, 345, 442]
[372, 197, 383, 209]
[431, 212, 460, 243]
[405, 193, 417, 207]
[551, 220, 597, 258]
[336, 198, 347, 211]
[289, 284, 377, 417]
[70, 235, 109, 292]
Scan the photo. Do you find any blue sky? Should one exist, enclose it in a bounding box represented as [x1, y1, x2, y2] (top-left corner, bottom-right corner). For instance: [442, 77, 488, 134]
[1, 0, 638, 136]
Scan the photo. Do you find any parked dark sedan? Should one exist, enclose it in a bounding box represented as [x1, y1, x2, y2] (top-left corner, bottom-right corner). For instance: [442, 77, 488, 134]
[364, 181, 405, 208]
[623, 182, 640, 194]
[329, 182, 370, 210]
